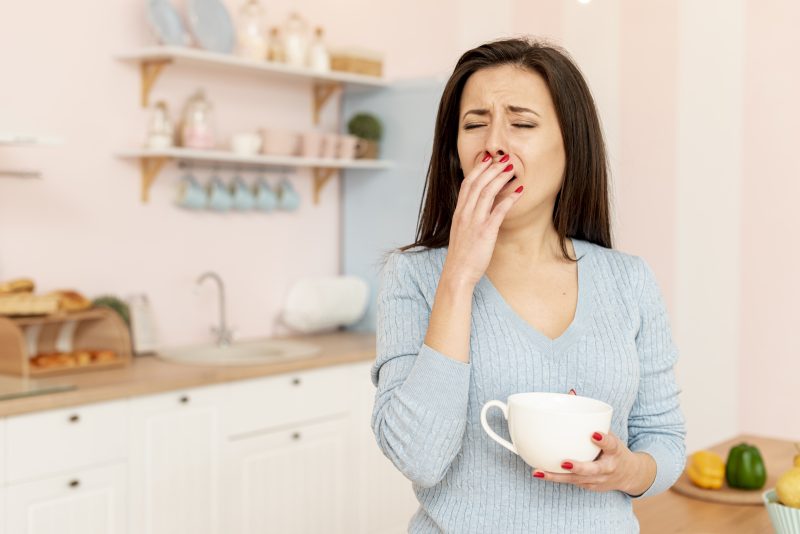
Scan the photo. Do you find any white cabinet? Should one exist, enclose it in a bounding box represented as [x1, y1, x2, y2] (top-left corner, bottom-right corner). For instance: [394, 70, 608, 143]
[0, 359, 417, 534]
[350, 362, 419, 534]
[223, 416, 351, 534]
[4, 462, 127, 534]
[5, 400, 128, 484]
[128, 385, 224, 534]
[0, 418, 5, 485]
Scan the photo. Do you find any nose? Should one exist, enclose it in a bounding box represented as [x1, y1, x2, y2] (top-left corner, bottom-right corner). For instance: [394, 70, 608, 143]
[485, 123, 507, 160]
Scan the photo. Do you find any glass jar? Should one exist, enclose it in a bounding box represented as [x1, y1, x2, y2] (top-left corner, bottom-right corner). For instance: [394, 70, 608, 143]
[180, 90, 216, 149]
[307, 26, 330, 72]
[282, 11, 309, 68]
[145, 100, 174, 149]
[236, 0, 267, 60]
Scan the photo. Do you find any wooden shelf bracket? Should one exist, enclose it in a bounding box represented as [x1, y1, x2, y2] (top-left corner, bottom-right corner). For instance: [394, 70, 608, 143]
[140, 59, 172, 107]
[140, 156, 170, 203]
[312, 167, 339, 204]
[312, 82, 342, 125]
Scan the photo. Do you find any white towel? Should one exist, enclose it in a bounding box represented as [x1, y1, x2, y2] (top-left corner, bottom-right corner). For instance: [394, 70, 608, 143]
[281, 275, 369, 333]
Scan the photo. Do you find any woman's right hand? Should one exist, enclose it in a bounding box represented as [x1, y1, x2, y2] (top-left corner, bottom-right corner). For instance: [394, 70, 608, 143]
[442, 151, 524, 287]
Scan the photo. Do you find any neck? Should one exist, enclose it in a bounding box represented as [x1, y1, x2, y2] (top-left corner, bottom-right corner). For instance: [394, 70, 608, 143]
[490, 214, 569, 271]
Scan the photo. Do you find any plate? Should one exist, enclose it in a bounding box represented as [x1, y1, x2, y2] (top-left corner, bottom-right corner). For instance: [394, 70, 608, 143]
[147, 0, 189, 46]
[187, 0, 235, 54]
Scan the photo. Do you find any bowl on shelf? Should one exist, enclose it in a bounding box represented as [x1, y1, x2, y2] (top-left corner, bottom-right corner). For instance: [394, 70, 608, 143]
[261, 129, 298, 157]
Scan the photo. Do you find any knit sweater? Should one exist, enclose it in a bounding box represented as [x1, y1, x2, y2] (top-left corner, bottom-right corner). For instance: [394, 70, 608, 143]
[370, 238, 686, 533]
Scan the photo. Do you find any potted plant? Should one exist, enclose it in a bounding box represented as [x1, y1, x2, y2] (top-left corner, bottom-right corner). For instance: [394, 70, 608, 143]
[347, 112, 383, 159]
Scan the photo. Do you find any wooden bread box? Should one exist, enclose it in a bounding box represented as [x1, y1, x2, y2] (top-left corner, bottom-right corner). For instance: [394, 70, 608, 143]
[0, 307, 132, 377]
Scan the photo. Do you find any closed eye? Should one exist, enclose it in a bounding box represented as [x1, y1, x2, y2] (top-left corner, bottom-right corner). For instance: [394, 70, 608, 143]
[463, 124, 536, 130]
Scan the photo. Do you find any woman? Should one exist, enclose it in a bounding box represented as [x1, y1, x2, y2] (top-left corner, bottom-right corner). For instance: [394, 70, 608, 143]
[370, 38, 686, 533]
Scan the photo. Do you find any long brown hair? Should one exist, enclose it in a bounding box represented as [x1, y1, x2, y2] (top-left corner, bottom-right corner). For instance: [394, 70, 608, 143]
[399, 37, 612, 260]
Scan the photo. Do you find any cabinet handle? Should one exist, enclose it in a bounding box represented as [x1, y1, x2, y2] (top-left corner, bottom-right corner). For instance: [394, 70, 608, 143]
[291, 377, 301, 386]
[291, 432, 301, 441]
[179, 395, 190, 404]
[68, 479, 80, 489]
[68, 414, 80, 423]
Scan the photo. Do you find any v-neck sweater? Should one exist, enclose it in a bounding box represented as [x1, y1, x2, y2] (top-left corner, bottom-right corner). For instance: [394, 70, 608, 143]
[370, 238, 687, 533]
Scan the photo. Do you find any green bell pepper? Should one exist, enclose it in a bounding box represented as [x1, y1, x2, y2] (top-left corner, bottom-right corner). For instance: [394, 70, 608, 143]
[725, 443, 767, 489]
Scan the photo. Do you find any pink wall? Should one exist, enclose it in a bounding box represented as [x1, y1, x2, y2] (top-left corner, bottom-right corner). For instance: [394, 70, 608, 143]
[616, 0, 679, 312]
[739, 0, 800, 439]
[0, 0, 468, 348]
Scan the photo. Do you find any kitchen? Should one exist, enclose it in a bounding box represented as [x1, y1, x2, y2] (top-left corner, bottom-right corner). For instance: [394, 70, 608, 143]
[1, 0, 799, 533]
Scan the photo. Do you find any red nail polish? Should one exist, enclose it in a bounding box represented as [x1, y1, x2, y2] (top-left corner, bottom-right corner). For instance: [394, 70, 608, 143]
[503, 164, 513, 172]
[499, 154, 510, 163]
[593, 432, 603, 441]
[514, 185, 523, 193]
[561, 462, 573, 470]
[482, 153, 492, 162]
[533, 471, 545, 478]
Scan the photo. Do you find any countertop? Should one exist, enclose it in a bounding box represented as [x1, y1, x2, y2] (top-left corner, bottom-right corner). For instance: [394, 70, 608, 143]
[634, 434, 796, 533]
[0, 331, 377, 417]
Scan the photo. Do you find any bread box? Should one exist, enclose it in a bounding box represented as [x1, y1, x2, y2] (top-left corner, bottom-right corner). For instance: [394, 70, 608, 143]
[0, 307, 132, 377]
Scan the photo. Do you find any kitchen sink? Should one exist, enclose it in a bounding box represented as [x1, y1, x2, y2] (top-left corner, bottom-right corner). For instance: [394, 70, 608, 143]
[156, 338, 322, 366]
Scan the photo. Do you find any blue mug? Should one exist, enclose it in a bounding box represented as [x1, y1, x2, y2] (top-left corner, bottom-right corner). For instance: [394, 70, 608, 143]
[278, 178, 300, 211]
[207, 176, 233, 212]
[255, 178, 278, 212]
[176, 173, 207, 209]
[231, 176, 256, 211]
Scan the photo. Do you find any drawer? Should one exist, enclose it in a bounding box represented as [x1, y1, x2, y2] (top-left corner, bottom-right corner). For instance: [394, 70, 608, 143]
[223, 364, 354, 437]
[5, 399, 128, 484]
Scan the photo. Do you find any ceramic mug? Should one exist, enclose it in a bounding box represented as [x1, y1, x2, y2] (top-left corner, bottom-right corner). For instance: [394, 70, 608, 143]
[230, 132, 262, 156]
[481, 392, 612, 473]
[300, 130, 323, 158]
[231, 176, 256, 210]
[254, 178, 278, 212]
[338, 134, 359, 159]
[176, 173, 207, 209]
[278, 178, 300, 211]
[207, 176, 233, 211]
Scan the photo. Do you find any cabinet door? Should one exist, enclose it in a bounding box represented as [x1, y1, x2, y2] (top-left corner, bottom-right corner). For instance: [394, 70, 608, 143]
[129, 385, 224, 534]
[4, 462, 127, 534]
[223, 417, 350, 534]
[350, 362, 419, 534]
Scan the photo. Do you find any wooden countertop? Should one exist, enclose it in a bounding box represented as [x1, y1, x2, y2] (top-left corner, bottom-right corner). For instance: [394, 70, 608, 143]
[634, 434, 796, 533]
[0, 331, 376, 417]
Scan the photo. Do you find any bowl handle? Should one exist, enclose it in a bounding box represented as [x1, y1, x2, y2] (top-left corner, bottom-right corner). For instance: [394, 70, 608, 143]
[480, 400, 517, 455]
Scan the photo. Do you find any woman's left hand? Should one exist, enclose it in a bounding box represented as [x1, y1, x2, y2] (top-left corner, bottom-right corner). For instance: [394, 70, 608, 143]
[531, 431, 652, 495]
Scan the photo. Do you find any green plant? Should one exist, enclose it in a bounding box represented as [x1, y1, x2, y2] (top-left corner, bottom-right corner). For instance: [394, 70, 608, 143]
[347, 113, 383, 141]
[92, 295, 131, 327]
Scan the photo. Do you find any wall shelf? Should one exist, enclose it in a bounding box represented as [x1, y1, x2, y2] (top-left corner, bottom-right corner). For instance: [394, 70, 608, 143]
[115, 46, 389, 118]
[115, 148, 393, 204]
[0, 132, 63, 178]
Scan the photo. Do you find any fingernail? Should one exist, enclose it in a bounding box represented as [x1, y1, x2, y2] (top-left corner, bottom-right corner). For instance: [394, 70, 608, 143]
[561, 462, 573, 470]
[592, 432, 603, 441]
[482, 152, 492, 162]
[503, 164, 513, 172]
[533, 471, 545, 478]
[514, 185, 524, 193]
[499, 154, 510, 163]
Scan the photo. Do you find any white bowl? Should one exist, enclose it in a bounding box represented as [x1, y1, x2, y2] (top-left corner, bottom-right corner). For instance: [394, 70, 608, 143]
[765, 489, 800, 534]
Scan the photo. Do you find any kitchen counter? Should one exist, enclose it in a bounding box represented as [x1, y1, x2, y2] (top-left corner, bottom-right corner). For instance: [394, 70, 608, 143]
[634, 434, 796, 533]
[0, 331, 376, 417]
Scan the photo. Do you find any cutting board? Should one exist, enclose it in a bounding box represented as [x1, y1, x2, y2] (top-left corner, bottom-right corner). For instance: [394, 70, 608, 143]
[671, 434, 799, 505]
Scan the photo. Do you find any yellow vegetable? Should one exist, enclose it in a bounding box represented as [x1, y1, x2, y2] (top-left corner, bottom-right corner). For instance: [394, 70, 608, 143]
[687, 450, 725, 490]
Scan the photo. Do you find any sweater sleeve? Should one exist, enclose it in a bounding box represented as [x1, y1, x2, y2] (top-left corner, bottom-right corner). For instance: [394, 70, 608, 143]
[626, 256, 687, 499]
[370, 251, 472, 488]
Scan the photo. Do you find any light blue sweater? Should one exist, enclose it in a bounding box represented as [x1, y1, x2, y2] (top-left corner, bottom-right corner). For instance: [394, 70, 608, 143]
[370, 238, 686, 533]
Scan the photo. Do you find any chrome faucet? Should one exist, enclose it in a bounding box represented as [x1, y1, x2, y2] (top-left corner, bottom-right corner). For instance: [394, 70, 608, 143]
[196, 271, 234, 347]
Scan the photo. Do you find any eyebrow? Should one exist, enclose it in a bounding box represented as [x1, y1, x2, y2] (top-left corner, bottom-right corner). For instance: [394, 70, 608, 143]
[462, 105, 541, 120]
